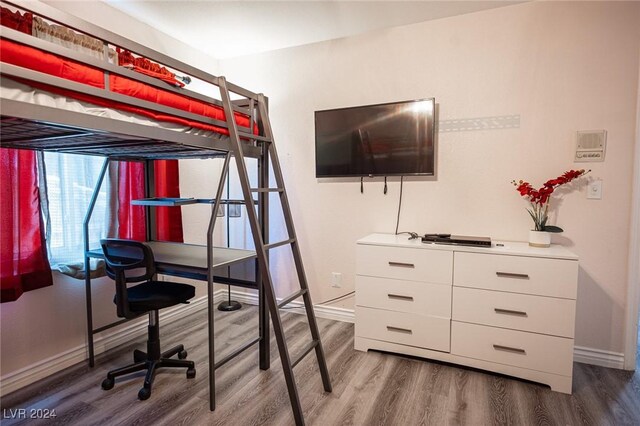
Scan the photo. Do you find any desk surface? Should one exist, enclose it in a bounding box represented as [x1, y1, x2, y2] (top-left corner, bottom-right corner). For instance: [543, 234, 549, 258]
[87, 241, 257, 271]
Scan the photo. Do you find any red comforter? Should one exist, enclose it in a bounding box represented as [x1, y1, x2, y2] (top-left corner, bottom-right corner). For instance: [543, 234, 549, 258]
[0, 39, 256, 136]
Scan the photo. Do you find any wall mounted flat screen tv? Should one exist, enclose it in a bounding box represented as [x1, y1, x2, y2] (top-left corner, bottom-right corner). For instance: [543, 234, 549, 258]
[315, 98, 435, 177]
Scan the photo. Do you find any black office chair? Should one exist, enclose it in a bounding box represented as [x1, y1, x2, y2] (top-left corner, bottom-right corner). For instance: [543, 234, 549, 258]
[100, 238, 196, 400]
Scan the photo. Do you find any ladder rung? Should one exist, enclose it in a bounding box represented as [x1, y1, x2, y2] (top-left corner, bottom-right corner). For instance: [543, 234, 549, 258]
[237, 131, 272, 142]
[230, 104, 252, 117]
[278, 288, 308, 309]
[214, 336, 261, 370]
[251, 188, 284, 193]
[265, 238, 295, 250]
[291, 340, 319, 368]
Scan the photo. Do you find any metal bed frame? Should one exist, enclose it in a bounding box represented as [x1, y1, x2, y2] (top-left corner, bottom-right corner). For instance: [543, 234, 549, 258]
[0, 1, 331, 424]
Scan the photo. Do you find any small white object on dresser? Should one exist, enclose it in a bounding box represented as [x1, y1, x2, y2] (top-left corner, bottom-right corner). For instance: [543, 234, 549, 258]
[355, 233, 579, 394]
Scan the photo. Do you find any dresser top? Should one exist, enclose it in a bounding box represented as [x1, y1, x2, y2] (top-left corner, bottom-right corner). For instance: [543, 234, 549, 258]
[357, 233, 578, 261]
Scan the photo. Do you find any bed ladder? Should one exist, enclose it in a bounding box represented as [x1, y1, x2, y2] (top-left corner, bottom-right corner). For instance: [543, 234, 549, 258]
[218, 79, 332, 426]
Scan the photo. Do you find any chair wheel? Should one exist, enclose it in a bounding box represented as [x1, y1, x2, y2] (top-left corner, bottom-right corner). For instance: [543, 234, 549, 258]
[186, 368, 196, 379]
[138, 387, 151, 401]
[178, 350, 188, 359]
[101, 377, 114, 390]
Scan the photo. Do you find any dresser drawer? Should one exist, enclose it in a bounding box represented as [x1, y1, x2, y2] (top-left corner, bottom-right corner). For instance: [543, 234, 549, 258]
[357, 244, 453, 284]
[453, 252, 578, 299]
[451, 321, 573, 376]
[356, 306, 450, 352]
[356, 275, 451, 317]
[452, 287, 576, 338]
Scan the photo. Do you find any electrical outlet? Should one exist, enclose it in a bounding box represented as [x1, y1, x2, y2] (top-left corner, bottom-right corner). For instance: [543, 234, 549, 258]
[331, 272, 342, 288]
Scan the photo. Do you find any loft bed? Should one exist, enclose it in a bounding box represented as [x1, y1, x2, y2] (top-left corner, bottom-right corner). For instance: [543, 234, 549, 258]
[0, 1, 331, 425]
[0, 0, 264, 352]
[0, 3, 264, 159]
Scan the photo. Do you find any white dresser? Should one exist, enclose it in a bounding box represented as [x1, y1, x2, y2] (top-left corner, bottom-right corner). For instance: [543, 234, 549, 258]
[355, 233, 578, 393]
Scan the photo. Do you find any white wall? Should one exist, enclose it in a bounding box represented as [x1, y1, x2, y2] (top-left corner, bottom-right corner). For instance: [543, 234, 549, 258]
[0, 273, 113, 375]
[204, 1, 640, 355]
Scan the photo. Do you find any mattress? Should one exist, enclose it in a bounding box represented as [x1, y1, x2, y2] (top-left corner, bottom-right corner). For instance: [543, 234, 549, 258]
[1, 77, 223, 140]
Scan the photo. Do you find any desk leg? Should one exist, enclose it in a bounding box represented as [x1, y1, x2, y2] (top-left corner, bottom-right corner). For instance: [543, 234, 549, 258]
[84, 256, 95, 367]
[82, 159, 108, 368]
[258, 260, 270, 370]
[206, 152, 228, 412]
[208, 277, 216, 411]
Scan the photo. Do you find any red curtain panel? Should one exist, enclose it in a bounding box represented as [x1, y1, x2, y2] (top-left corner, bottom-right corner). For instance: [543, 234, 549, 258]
[0, 148, 53, 303]
[117, 161, 146, 241]
[117, 160, 183, 243]
[154, 160, 184, 243]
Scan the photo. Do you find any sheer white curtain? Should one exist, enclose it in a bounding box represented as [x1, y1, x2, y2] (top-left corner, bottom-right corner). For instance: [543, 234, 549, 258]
[43, 152, 112, 268]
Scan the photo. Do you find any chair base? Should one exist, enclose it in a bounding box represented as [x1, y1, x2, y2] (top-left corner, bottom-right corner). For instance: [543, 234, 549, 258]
[101, 313, 195, 400]
[102, 344, 195, 400]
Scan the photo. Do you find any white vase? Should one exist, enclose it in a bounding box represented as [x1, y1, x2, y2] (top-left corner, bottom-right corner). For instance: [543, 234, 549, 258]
[529, 230, 551, 248]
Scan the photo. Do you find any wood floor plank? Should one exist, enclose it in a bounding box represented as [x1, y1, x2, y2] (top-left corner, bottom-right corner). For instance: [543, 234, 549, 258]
[511, 382, 555, 426]
[302, 322, 366, 424]
[392, 361, 450, 425]
[2, 305, 639, 426]
[323, 351, 397, 425]
[487, 377, 513, 425]
[445, 365, 494, 425]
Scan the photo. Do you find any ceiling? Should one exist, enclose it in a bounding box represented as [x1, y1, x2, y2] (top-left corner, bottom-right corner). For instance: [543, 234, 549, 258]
[104, 1, 523, 59]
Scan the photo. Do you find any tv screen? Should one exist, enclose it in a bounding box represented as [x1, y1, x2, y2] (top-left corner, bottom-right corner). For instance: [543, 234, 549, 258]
[315, 98, 435, 177]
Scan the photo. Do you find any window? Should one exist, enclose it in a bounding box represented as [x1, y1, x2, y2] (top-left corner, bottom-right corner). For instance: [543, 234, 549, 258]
[43, 152, 111, 267]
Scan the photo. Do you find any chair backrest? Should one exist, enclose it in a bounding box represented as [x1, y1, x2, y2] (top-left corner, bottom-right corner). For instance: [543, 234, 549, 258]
[100, 239, 156, 318]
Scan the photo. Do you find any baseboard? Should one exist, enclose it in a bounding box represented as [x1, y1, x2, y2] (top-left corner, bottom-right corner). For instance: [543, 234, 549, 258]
[0, 291, 220, 397]
[227, 289, 355, 323]
[573, 345, 625, 369]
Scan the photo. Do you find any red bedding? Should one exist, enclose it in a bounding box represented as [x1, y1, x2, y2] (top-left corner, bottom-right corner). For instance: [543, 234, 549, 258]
[0, 6, 31, 35]
[117, 47, 185, 88]
[0, 39, 257, 136]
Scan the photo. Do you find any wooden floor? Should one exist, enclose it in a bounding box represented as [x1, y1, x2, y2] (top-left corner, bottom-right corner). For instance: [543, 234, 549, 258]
[2, 305, 640, 425]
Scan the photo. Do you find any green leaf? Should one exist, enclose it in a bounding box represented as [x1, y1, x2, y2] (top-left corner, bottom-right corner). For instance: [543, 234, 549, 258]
[540, 216, 548, 228]
[544, 225, 564, 233]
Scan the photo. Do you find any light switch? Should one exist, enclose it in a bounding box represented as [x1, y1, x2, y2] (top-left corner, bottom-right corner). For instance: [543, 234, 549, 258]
[587, 180, 602, 200]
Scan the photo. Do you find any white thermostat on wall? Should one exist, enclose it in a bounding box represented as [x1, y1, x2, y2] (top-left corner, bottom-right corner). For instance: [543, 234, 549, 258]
[575, 130, 606, 162]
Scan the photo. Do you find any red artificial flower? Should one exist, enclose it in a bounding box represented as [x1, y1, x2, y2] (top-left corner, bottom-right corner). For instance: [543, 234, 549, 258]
[512, 169, 590, 232]
[513, 169, 589, 206]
